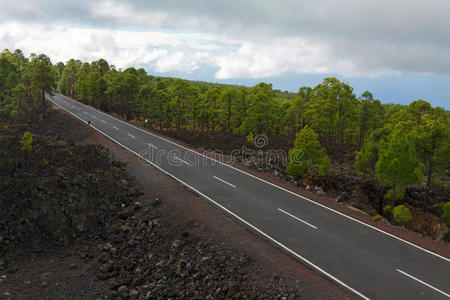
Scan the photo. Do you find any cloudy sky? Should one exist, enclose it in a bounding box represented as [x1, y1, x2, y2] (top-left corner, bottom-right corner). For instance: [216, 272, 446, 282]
[1, 0, 449, 108]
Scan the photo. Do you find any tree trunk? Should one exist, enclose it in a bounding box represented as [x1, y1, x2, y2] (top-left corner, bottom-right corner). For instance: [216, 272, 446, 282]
[41, 89, 46, 118]
[227, 99, 231, 133]
[328, 112, 333, 145]
[338, 102, 343, 145]
[378, 196, 383, 215]
[392, 186, 397, 206]
[424, 159, 433, 209]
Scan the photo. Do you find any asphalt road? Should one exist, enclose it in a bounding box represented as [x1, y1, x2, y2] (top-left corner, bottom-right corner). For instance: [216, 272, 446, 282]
[47, 93, 450, 300]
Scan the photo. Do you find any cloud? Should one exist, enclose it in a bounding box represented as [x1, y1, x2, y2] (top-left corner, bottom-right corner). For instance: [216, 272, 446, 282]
[89, 0, 450, 78]
[1, 0, 450, 79]
[90, 1, 216, 30]
[0, 22, 216, 74]
[213, 38, 336, 79]
[154, 51, 200, 73]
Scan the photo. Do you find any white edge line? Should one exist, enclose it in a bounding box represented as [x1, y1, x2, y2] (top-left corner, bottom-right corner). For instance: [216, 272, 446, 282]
[396, 269, 450, 298]
[174, 156, 192, 166]
[47, 96, 370, 300]
[49, 94, 450, 262]
[127, 133, 135, 139]
[278, 208, 318, 229]
[147, 143, 158, 149]
[213, 176, 236, 188]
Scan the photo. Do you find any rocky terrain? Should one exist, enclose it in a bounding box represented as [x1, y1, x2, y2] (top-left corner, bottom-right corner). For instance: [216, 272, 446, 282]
[0, 136, 139, 254]
[0, 105, 352, 299]
[95, 207, 303, 299]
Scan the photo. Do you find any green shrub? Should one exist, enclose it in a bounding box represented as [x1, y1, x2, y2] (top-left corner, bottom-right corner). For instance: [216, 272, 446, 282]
[392, 205, 413, 223]
[441, 202, 450, 222]
[372, 214, 382, 222]
[384, 187, 406, 200]
[246, 133, 254, 144]
[20, 131, 33, 152]
[286, 126, 330, 180]
[383, 205, 392, 213]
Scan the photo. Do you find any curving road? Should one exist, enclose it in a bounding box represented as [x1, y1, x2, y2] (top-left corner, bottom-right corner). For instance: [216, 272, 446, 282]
[47, 93, 450, 300]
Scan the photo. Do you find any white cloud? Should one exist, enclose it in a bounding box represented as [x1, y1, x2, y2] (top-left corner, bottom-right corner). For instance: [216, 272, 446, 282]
[1, 0, 450, 79]
[90, 1, 217, 31]
[0, 22, 215, 74]
[154, 51, 197, 73]
[212, 37, 394, 79]
[86, 0, 450, 78]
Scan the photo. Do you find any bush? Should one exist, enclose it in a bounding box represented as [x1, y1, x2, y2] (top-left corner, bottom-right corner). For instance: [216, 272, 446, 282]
[372, 214, 382, 222]
[441, 202, 450, 222]
[19, 131, 33, 152]
[384, 187, 405, 200]
[246, 133, 254, 144]
[286, 126, 330, 180]
[392, 205, 413, 223]
[383, 205, 392, 213]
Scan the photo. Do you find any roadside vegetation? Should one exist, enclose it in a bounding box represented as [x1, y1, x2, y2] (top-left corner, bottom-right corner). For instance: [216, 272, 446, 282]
[1, 48, 449, 240]
[1, 49, 315, 299]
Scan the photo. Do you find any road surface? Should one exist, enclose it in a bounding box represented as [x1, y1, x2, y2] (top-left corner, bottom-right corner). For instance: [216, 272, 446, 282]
[47, 93, 450, 300]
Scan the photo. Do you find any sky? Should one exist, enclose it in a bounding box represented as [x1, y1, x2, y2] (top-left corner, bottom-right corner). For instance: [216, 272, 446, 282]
[1, 0, 449, 108]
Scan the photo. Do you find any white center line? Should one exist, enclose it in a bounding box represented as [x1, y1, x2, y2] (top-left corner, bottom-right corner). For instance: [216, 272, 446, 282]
[127, 133, 135, 138]
[77, 108, 81, 111]
[113, 126, 119, 130]
[83, 112, 88, 114]
[396, 269, 450, 298]
[213, 176, 236, 188]
[91, 115, 96, 119]
[277, 208, 318, 229]
[147, 143, 158, 149]
[174, 156, 192, 166]
[100, 120, 106, 124]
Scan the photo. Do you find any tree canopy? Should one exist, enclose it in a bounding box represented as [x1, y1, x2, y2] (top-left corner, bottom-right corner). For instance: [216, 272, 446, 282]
[2, 48, 447, 210]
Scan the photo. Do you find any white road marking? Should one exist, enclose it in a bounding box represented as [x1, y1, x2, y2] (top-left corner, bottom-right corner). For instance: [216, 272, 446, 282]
[113, 126, 119, 130]
[77, 108, 81, 111]
[55, 92, 449, 263]
[396, 269, 450, 298]
[174, 156, 192, 166]
[213, 176, 236, 188]
[83, 112, 88, 114]
[91, 115, 96, 119]
[278, 208, 318, 229]
[147, 143, 158, 149]
[100, 120, 106, 124]
[127, 133, 135, 138]
[47, 95, 370, 300]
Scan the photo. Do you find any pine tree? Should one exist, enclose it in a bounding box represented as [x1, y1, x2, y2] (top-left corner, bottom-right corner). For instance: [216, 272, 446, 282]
[286, 126, 330, 180]
[375, 134, 423, 204]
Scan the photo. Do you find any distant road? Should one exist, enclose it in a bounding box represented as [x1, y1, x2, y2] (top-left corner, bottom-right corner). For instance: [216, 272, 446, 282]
[48, 93, 450, 300]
